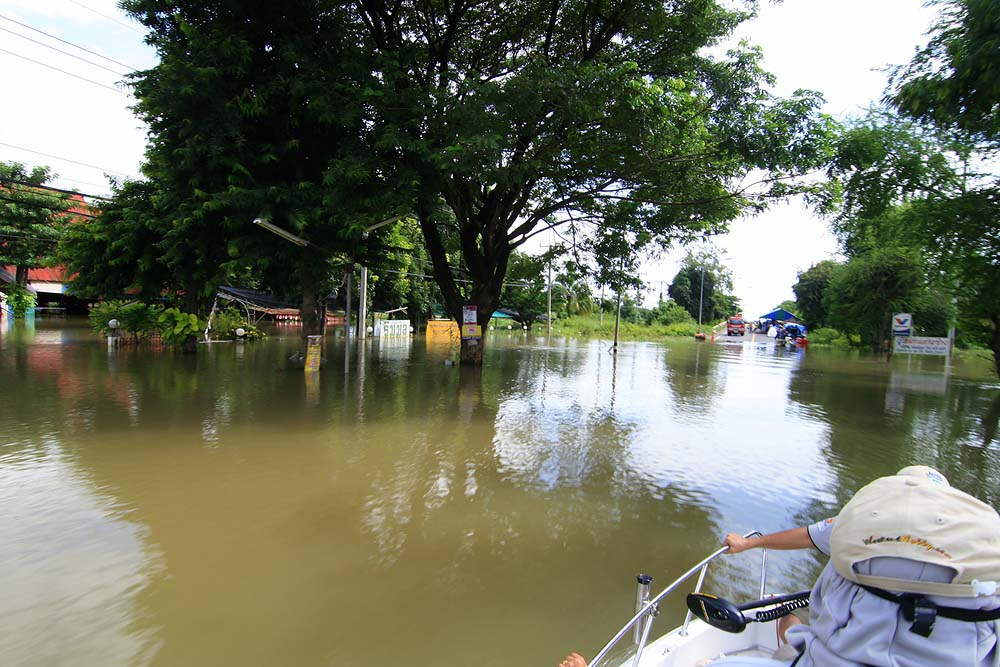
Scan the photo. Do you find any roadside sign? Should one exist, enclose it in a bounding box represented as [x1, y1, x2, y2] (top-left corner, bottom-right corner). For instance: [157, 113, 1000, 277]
[462, 305, 477, 324]
[893, 336, 950, 356]
[462, 324, 482, 339]
[892, 313, 912, 336]
[304, 335, 322, 372]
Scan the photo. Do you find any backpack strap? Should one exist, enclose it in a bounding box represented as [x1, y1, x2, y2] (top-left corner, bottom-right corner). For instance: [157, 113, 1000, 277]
[860, 584, 1000, 637]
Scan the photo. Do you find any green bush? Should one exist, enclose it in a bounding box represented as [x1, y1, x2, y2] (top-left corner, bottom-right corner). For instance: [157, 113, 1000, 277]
[2, 284, 36, 319]
[157, 307, 203, 346]
[549, 314, 704, 340]
[209, 307, 266, 341]
[808, 327, 855, 348]
[89, 300, 164, 340]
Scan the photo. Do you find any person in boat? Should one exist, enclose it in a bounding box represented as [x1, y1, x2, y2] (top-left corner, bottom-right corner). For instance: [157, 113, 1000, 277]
[557, 465, 1000, 667]
[717, 465, 1000, 666]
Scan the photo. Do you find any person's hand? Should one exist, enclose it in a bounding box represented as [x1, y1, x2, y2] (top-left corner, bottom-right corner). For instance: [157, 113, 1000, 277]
[559, 652, 588, 667]
[722, 533, 754, 554]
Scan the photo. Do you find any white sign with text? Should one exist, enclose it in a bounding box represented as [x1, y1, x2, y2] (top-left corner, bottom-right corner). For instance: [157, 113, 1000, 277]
[893, 336, 950, 356]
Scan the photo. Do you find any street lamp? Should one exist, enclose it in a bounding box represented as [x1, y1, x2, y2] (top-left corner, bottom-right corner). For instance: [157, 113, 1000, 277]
[355, 214, 408, 339]
[253, 213, 410, 340]
[253, 218, 309, 247]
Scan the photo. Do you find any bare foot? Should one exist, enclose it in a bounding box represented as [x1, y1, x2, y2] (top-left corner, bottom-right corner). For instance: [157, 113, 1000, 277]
[559, 652, 587, 667]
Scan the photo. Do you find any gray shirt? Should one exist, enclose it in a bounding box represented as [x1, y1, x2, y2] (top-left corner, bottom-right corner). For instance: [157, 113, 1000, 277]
[786, 517, 1000, 667]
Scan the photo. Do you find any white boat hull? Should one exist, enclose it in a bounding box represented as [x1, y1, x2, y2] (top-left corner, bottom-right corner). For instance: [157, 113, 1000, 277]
[618, 617, 781, 667]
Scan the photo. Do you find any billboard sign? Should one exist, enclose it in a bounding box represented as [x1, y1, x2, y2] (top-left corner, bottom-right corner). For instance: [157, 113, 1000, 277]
[893, 336, 950, 356]
[892, 313, 912, 336]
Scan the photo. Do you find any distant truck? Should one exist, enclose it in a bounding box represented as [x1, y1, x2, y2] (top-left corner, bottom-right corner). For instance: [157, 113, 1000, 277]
[726, 314, 746, 336]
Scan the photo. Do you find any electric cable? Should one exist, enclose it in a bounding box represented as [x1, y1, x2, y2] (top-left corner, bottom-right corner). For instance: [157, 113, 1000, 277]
[0, 177, 111, 201]
[0, 194, 98, 219]
[68, 0, 145, 36]
[0, 47, 127, 94]
[0, 26, 130, 75]
[0, 14, 137, 70]
[0, 141, 134, 178]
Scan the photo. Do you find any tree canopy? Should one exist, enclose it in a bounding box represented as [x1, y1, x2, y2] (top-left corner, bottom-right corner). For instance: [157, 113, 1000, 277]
[354, 0, 837, 362]
[65, 0, 836, 362]
[0, 162, 75, 287]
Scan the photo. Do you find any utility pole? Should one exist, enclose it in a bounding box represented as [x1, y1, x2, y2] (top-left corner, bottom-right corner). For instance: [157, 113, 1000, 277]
[546, 256, 552, 335]
[697, 264, 705, 330]
[612, 257, 624, 354]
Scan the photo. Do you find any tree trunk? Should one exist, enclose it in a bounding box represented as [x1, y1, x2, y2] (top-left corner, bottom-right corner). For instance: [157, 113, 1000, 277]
[300, 255, 326, 339]
[459, 335, 484, 365]
[15, 265, 28, 286]
[991, 314, 1000, 380]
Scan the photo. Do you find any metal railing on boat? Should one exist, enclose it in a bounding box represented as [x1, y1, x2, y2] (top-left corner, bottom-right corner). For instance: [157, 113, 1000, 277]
[589, 531, 768, 667]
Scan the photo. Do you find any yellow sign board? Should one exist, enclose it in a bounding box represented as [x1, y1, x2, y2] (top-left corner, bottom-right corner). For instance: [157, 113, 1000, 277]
[461, 324, 482, 339]
[304, 335, 322, 372]
[426, 319, 460, 343]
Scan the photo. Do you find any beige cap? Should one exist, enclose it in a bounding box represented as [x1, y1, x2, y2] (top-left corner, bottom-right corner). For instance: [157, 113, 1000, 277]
[831, 467, 1000, 597]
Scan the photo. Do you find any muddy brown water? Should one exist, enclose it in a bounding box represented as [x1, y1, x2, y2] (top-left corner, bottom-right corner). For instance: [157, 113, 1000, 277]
[1, 319, 998, 666]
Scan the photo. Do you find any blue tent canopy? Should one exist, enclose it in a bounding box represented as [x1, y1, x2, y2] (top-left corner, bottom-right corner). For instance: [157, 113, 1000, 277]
[759, 307, 799, 322]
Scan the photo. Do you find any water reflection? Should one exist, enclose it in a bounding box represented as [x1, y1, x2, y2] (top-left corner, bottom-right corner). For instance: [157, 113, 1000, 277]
[0, 325, 997, 666]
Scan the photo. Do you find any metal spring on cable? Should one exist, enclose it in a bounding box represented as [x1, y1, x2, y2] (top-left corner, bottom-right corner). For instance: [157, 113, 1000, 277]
[754, 597, 810, 623]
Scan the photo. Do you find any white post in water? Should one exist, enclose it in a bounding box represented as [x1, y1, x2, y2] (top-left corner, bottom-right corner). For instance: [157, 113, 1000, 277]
[633, 574, 652, 645]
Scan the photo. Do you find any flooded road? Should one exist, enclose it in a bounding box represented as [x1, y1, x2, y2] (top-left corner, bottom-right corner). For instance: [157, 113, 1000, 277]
[1, 320, 998, 666]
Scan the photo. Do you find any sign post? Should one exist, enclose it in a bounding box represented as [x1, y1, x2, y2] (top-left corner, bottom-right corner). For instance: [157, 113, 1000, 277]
[462, 305, 482, 346]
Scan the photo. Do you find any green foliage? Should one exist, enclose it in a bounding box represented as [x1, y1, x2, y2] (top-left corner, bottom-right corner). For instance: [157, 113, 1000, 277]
[824, 248, 928, 352]
[358, 0, 835, 347]
[499, 251, 548, 326]
[888, 0, 1000, 144]
[668, 250, 739, 324]
[644, 300, 696, 327]
[793, 260, 840, 328]
[2, 283, 37, 319]
[88, 300, 165, 340]
[551, 314, 701, 340]
[210, 307, 266, 341]
[157, 307, 203, 346]
[807, 327, 857, 348]
[61, 180, 174, 302]
[0, 161, 73, 280]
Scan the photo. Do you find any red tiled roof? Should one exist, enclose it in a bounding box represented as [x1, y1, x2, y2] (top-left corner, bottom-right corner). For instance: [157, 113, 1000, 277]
[2, 265, 71, 282]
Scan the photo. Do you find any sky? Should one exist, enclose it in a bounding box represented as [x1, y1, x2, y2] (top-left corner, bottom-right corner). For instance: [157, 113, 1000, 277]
[0, 0, 938, 318]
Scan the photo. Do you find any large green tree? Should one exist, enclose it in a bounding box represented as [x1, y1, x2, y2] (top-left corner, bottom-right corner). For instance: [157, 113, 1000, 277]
[356, 0, 836, 363]
[115, 0, 403, 335]
[792, 260, 840, 329]
[883, 0, 1000, 375]
[668, 250, 738, 325]
[0, 162, 74, 287]
[824, 247, 929, 353]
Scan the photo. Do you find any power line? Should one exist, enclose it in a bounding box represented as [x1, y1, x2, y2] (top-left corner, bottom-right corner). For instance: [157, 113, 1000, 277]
[0, 176, 111, 202]
[0, 26, 130, 76]
[68, 0, 146, 36]
[0, 194, 98, 219]
[0, 14, 137, 71]
[0, 47, 127, 94]
[56, 175, 115, 192]
[0, 141, 134, 178]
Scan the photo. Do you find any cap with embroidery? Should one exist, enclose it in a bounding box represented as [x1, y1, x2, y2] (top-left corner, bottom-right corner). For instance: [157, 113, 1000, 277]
[830, 466, 1000, 598]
